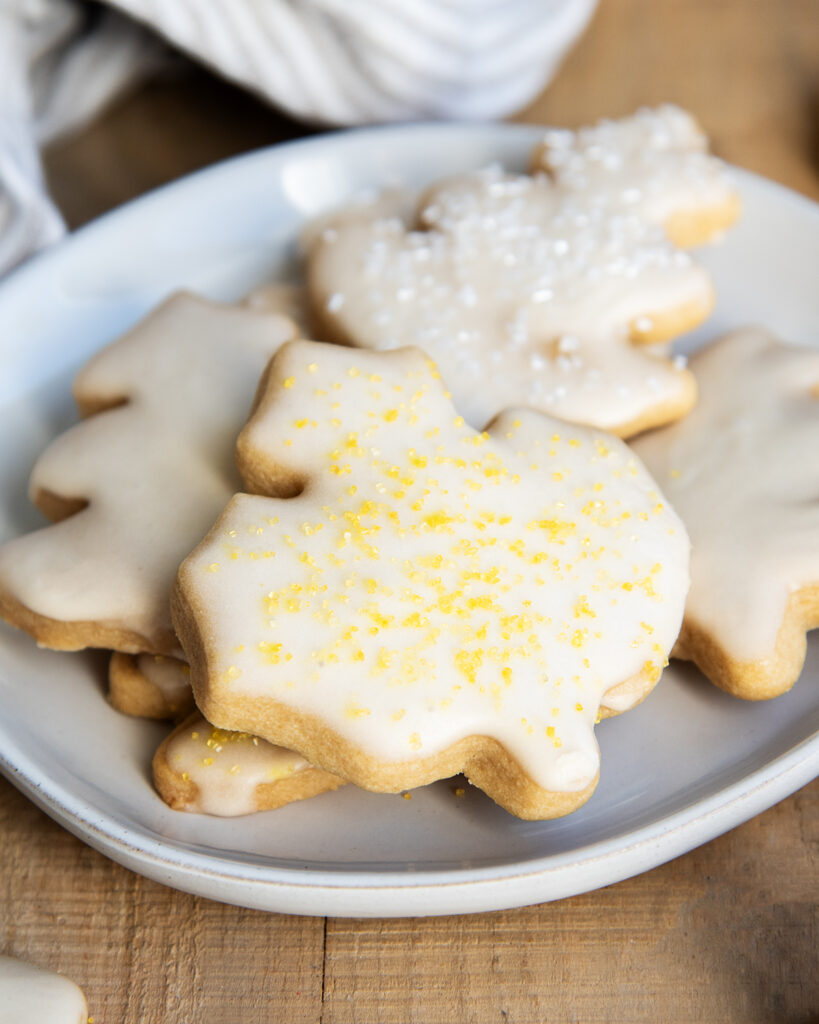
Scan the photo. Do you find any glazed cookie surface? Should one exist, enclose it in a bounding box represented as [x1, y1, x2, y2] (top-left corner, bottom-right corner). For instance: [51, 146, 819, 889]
[633, 328, 819, 699]
[531, 104, 741, 248]
[0, 955, 88, 1024]
[0, 293, 297, 656]
[307, 108, 739, 437]
[154, 711, 344, 816]
[174, 341, 689, 820]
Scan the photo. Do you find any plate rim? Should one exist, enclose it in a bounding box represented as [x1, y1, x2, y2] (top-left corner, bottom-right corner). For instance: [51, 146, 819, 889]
[0, 121, 817, 916]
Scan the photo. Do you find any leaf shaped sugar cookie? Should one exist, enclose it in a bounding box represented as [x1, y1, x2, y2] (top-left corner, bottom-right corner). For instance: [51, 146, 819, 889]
[0, 293, 297, 655]
[633, 328, 819, 700]
[174, 341, 690, 820]
[532, 104, 741, 248]
[307, 108, 738, 438]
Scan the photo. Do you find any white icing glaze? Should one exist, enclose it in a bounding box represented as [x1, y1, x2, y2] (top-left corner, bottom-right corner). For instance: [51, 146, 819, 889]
[633, 328, 819, 661]
[182, 342, 689, 793]
[0, 293, 296, 654]
[242, 282, 309, 335]
[307, 109, 732, 435]
[535, 104, 736, 228]
[0, 956, 87, 1024]
[136, 653, 191, 705]
[166, 712, 310, 816]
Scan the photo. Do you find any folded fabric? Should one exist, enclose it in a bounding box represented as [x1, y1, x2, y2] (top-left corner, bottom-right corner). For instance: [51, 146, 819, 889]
[108, 0, 597, 122]
[0, 0, 165, 274]
[0, 0, 597, 274]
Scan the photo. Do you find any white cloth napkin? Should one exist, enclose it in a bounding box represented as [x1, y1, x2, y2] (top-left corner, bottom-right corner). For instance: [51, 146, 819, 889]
[0, 0, 166, 274]
[0, 0, 597, 274]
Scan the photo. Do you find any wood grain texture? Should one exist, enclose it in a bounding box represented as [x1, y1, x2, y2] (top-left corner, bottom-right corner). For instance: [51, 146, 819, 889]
[2, 1, 817, 1022]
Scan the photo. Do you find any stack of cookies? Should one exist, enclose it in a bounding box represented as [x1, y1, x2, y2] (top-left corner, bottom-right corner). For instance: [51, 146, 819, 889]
[1, 106, 816, 821]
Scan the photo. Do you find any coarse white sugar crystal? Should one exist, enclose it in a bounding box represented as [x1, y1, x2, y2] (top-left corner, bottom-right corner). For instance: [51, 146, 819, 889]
[557, 335, 580, 353]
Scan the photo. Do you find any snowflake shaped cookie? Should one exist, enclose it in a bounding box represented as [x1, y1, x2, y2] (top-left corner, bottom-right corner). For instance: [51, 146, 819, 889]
[633, 328, 819, 699]
[307, 108, 739, 437]
[0, 293, 296, 655]
[174, 341, 689, 819]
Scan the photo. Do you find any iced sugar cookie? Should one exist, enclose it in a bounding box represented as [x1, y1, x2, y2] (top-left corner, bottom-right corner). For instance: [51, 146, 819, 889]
[0, 293, 297, 655]
[0, 956, 87, 1024]
[532, 105, 741, 248]
[307, 110, 738, 437]
[154, 711, 344, 815]
[173, 341, 689, 820]
[109, 652, 195, 721]
[633, 328, 819, 699]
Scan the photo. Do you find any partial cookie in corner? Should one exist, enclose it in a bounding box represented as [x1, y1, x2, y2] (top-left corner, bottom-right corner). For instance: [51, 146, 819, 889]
[306, 108, 739, 437]
[154, 711, 345, 816]
[0, 955, 88, 1024]
[109, 652, 195, 721]
[173, 341, 690, 820]
[632, 327, 819, 699]
[0, 293, 297, 656]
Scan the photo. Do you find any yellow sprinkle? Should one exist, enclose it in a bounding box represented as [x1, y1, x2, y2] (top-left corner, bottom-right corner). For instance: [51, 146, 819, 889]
[282, 376, 295, 388]
[206, 562, 220, 573]
[402, 792, 412, 800]
[643, 660, 662, 684]
[307, 362, 318, 373]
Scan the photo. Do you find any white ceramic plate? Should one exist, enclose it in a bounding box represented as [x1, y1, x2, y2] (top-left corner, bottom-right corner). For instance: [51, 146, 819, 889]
[0, 124, 817, 918]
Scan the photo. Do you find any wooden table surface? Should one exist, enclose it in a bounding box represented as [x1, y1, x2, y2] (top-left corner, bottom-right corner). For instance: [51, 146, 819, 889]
[3, 2, 817, 1021]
